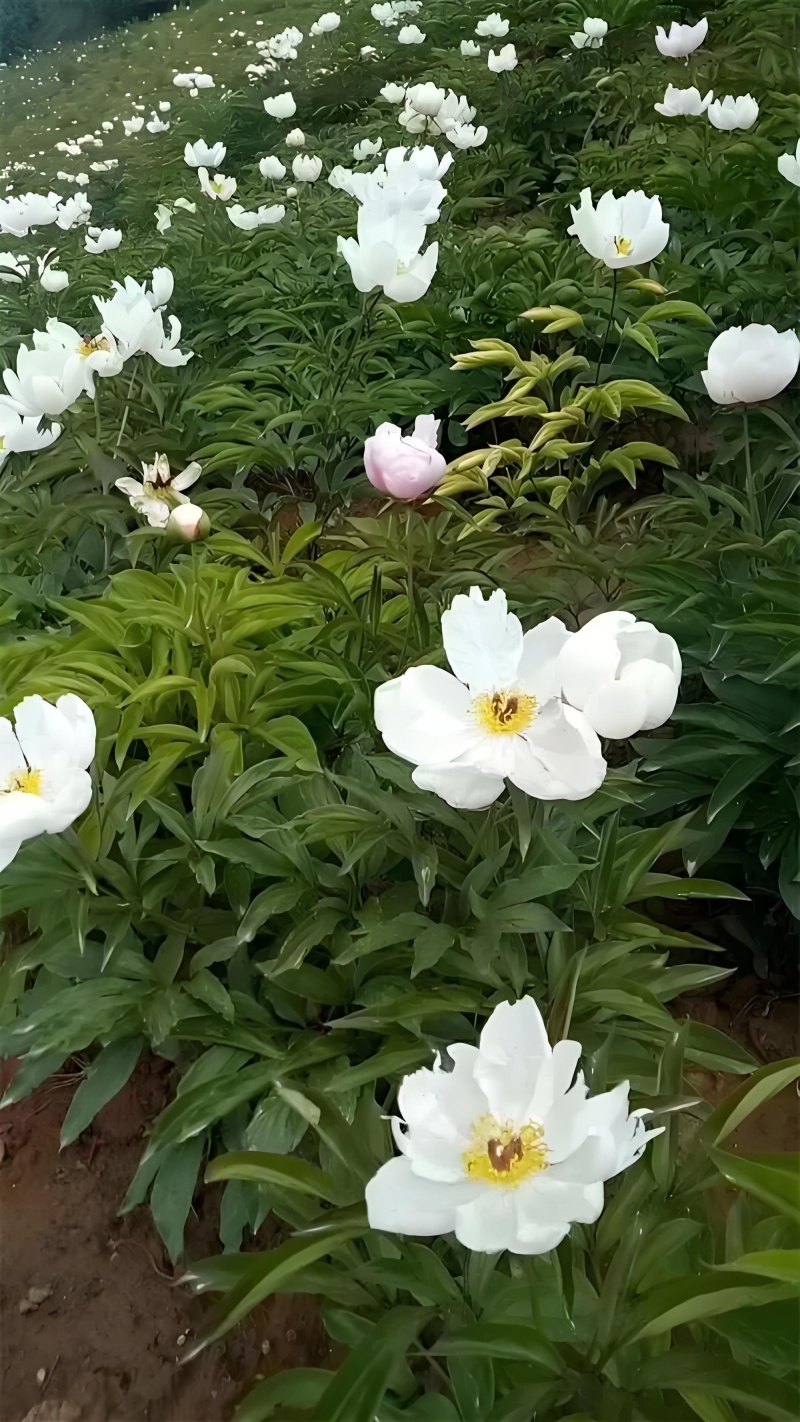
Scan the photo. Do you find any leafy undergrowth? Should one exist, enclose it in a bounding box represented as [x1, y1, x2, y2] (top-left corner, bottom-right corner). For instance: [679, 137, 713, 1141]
[0, 0, 798, 1419]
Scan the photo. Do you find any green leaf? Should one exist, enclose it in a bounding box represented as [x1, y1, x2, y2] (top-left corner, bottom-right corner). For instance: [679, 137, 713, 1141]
[233, 1371, 329, 1422]
[310, 1307, 432, 1422]
[205, 1150, 338, 1201]
[150, 1135, 205, 1263]
[702, 1058, 800, 1147]
[60, 1036, 144, 1149]
[622, 1271, 794, 1345]
[708, 1148, 800, 1222]
[260, 715, 321, 772]
[633, 1350, 800, 1421]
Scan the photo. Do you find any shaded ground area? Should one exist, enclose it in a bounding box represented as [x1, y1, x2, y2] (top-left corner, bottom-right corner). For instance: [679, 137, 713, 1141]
[0, 1058, 331, 1422]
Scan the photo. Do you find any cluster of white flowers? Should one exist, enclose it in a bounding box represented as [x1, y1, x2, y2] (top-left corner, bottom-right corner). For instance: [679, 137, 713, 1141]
[399, 85, 488, 148]
[335, 146, 450, 302]
[0, 188, 91, 237]
[371, 1, 422, 27]
[571, 17, 607, 50]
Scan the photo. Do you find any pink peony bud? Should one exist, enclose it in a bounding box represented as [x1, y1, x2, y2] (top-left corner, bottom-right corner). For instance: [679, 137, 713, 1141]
[363, 415, 447, 500]
[166, 502, 210, 541]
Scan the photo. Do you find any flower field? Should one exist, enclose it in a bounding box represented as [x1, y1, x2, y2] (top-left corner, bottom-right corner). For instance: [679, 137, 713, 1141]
[0, 0, 799, 1418]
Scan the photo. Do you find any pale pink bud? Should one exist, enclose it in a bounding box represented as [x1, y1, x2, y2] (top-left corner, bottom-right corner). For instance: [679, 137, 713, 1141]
[363, 415, 446, 500]
[167, 502, 210, 541]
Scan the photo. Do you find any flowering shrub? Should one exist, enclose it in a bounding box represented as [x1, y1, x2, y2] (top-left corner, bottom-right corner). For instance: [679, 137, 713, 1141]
[0, 0, 798, 1417]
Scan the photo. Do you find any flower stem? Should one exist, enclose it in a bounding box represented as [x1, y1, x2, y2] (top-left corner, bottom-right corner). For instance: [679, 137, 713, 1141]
[115, 360, 139, 450]
[594, 270, 618, 385]
[743, 409, 761, 538]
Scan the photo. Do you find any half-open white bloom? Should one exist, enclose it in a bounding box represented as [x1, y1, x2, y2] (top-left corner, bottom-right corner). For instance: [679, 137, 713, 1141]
[701, 325, 800, 405]
[366, 996, 662, 1254]
[314, 11, 340, 31]
[476, 13, 508, 37]
[558, 611, 681, 738]
[448, 122, 488, 149]
[380, 82, 406, 104]
[0, 695, 96, 874]
[55, 192, 92, 230]
[488, 43, 517, 72]
[84, 225, 122, 253]
[655, 18, 708, 58]
[115, 452, 202, 528]
[93, 273, 192, 368]
[259, 155, 287, 179]
[146, 112, 170, 133]
[375, 586, 606, 808]
[568, 187, 669, 268]
[354, 137, 383, 160]
[461, 40, 481, 56]
[264, 92, 297, 119]
[227, 202, 286, 230]
[407, 82, 446, 118]
[583, 17, 608, 38]
[184, 139, 227, 168]
[397, 24, 425, 43]
[292, 154, 323, 183]
[654, 84, 713, 117]
[0, 252, 30, 283]
[285, 128, 306, 148]
[707, 94, 759, 132]
[198, 168, 237, 201]
[193, 73, 215, 89]
[123, 116, 144, 136]
[37, 252, 69, 292]
[778, 138, 800, 187]
[0, 408, 61, 470]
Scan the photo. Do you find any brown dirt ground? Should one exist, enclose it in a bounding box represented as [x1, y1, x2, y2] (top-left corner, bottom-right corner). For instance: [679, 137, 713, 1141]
[0, 1058, 333, 1422]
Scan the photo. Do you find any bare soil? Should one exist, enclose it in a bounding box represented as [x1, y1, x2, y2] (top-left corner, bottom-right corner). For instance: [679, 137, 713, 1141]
[0, 1058, 332, 1422]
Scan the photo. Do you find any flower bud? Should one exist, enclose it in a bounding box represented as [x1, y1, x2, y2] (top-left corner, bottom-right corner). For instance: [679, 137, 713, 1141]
[167, 502, 209, 541]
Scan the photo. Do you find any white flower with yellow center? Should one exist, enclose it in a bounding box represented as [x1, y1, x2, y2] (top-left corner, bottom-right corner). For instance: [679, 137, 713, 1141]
[374, 586, 605, 808]
[115, 452, 202, 528]
[567, 187, 669, 269]
[366, 997, 661, 1254]
[0, 694, 96, 874]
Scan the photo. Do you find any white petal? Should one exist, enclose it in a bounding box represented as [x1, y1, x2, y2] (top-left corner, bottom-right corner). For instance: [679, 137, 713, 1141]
[374, 666, 478, 767]
[454, 1190, 517, 1252]
[517, 1175, 604, 1236]
[12, 696, 72, 773]
[513, 703, 606, 801]
[55, 694, 96, 768]
[0, 719, 26, 780]
[524, 1037, 582, 1122]
[441, 587, 523, 692]
[620, 660, 679, 731]
[366, 1155, 475, 1235]
[412, 760, 504, 809]
[559, 625, 621, 710]
[171, 461, 202, 491]
[581, 678, 649, 739]
[516, 617, 570, 705]
[475, 997, 551, 1122]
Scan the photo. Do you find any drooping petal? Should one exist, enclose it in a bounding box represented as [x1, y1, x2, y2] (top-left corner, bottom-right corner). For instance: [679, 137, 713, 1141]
[411, 760, 505, 809]
[366, 1155, 475, 1235]
[441, 587, 523, 692]
[374, 666, 479, 767]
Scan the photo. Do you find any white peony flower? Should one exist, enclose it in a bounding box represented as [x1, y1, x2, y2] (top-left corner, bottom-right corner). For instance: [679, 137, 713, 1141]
[0, 695, 96, 874]
[568, 187, 669, 268]
[292, 154, 323, 182]
[227, 202, 286, 230]
[701, 325, 800, 405]
[353, 137, 383, 160]
[397, 24, 425, 43]
[146, 112, 170, 133]
[778, 138, 800, 187]
[448, 122, 488, 149]
[406, 82, 445, 117]
[263, 92, 297, 119]
[184, 139, 226, 168]
[655, 18, 708, 58]
[197, 167, 237, 201]
[379, 82, 406, 104]
[84, 225, 122, 253]
[123, 116, 144, 136]
[0, 252, 30, 283]
[166, 502, 209, 542]
[0, 407, 62, 469]
[558, 611, 682, 738]
[476, 13, 508, 38]
[285, 128, 306, 148]
[259, 155, 287, 179]
[314, 11, 340, 31]
[654, 84, 713, 117]
[155, 204, 172, 233]
[115, 451, 202, 528]
[461, 40, 481, 56]
[488, 43, 517, 72]
[583, 17, 608, 38]
[37, 252, 68, 292]
[56, 192, 92, 230]
[707, 94, 759, 132]
[375, 586, 607, 808]
[366, 996, 663, 1254]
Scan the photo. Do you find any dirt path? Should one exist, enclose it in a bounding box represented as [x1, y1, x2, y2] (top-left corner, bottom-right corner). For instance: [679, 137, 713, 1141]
[0, 1059, 331, 1422]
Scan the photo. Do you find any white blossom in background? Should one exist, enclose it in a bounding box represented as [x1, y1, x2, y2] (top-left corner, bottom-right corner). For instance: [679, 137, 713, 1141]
[0, 252, 30, 283]
[701, 325, 800, 405]
[568, 188, 669, 268]
[0, 191, 61, 236]
[259, 155, 287, 179]
[174, 198, 197, 214]
[286, 128, 306, 148]
[226, 202, 286, 230]
[292, 155, 323, 183]
[655, 18, 708, 58]
[707, 94, 759, 131]
[397, 24, 425, 43]
[264, 92, 296, 119]
[193, 73, 215, 89]
[461, 40, 481, 57]
[448, 122, 488, 149]
[778, 138, 800, 186]
[312, 12, 341, 33]
[0, 408, 62, 469]
[366, 997, 663, 1253]
[93, 268, 192, 368]
[476, 13, 509, 38]
[353, 137, 383, 160]
[56, 193, 92, 230]
[84, 226, 122, 253]
[146, 112, 170, 133]
[116, 452, 202, 527]
[0, 695, 96, 874]
[123, 116, 145, 136]
[37, 252, 68, 292]
[488, 43, 517, 72]
[379, 82, 406, 104]
[155, 204, 172, 233]
[654, 85, 713, 117]
[558, 612, 682, 738]
[198, 168, 237, 201]
[184, 139, 226, 168]
[375, 586, 608, 808]
[571, 18, 607, 50]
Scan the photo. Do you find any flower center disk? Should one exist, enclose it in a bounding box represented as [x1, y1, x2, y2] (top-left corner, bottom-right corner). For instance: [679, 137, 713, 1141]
[463, 1116, 548, 1188]
[471, 689, 536, 736]
[6, 768, 43, 796]
[614, 236, 633, 256]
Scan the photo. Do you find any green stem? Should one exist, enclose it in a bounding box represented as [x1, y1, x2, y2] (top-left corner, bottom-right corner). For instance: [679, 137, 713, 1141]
[115, 360, 139, 449]
[594, 270, 618, 385]
[743, 409, 761, 538]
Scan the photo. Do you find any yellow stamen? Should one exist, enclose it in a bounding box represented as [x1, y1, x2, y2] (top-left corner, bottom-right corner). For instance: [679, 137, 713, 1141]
[78, 335, 111, 359]
[471, 689, 536, 736]
[614, 236, 633, 256]
[7, 768, 43, 796]
[462, 1115, 548, 1188]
